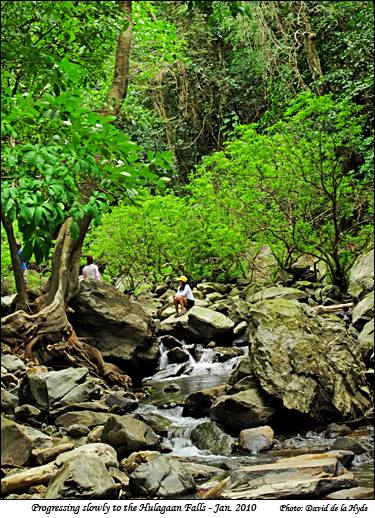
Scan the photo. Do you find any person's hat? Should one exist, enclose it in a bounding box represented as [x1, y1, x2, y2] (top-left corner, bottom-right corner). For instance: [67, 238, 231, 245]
[177, 275, 188, 282]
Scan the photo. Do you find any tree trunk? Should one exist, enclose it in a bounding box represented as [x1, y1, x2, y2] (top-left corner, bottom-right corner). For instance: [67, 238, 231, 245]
[104, 0, 132, 117]
[1, 216, 89, 342]
[1, 2, 134, 389]
[1, 208, 28, 311]
[297, 2, 323, 91]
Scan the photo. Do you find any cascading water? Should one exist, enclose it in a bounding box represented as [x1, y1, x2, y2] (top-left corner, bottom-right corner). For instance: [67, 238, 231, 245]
[145, 338, 245, 396]
[141, 338, 246, 459]
[141, 339, 374, 485]
[142, 404, 210, 457]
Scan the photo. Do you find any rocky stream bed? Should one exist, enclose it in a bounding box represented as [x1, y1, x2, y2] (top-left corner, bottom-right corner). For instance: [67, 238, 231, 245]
[1, 249, 374, 500]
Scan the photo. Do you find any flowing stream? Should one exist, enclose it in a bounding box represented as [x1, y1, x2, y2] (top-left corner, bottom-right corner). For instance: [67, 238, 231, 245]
[141, 339, 374, 487]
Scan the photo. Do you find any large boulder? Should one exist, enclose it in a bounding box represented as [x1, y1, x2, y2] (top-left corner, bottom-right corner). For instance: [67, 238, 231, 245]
[348, 249, 374, 299]
[45, 455, 118, 499]
[19, 367, 89, 412]
[101, 415, 160, 458]
[55, 443, 119, 468]
[159, 306, 235, 343]
[54, 410, 111, 429]
[248, 299, 372, 423]
[128, 457, 195, 498]
[70, 280, 159, 373]
[1, 417, 52, 466]
[210, 388, 275, 434]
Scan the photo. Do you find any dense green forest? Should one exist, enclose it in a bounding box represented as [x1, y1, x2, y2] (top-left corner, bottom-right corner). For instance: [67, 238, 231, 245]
[1, 0, 374, 309]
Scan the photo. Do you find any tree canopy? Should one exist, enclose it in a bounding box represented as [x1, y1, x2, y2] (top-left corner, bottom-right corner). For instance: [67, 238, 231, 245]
[1, 0, 374, 299]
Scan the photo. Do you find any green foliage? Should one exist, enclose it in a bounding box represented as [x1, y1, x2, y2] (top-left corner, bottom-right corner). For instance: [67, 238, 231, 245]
[1, 0, 175, 266]
[189, 93, 373, 287]
[1, 66, 171, 263]
[87, 188, 247, 288]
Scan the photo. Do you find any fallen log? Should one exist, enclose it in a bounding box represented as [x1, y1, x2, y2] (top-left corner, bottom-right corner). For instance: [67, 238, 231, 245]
[1, 462, 59, 496]
[314, 303, 353, 315]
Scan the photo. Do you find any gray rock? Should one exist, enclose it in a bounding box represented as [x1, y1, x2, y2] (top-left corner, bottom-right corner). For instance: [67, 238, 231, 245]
[331, 437, 369, 455]
[55, 411, 112, 429]
[14, 404, 42, 421]
[348, 249, 374, 299]
[105, 394, 138, 414]
[159, 335, 183, 349]
[1, 389, 19, 411]
[1, 355, 26, 375]
[71, 280, 159, 368]
[1, 417, 52, 466]
[238, 426, 274, 453]
[227, 375, 259, 394]
[325, 423, 352, 439]
[357, 319, 374, 361]
[196, 282, 230, 295]
[325, 486, 374, 499]
[49, 401, 109, 419]
[248, 298, 371, 422]
[190, 421, 235, 455]
[228, 355, 253, 385]
[352, 291, 374, 328]
[246, 285, 308, 304]
[120, 451, 162, 474]
[135, 413, 172, 437]
[19, 367, 89, 412]
[55, 443, 118, 468]
[129, 457, 195, 498]
[210, 388, 275, 434]
[57, 380, 100, 407]
[163, 383, 181, 393]
[33, 443, 75, 465]
[45, 455, 118, 499]
[213, 346, 244, 363]
[87, 426, 104, 443]
[101, 415, 160, 458]
[167, 347, 190, 364]
[160, 306, 235, 343]
[183, 462, 226, 482]
[183, 384, 229, 417]
[66, 424, 91, 437]
[218, 456, 355, 499]
[205, 292, 224, 303]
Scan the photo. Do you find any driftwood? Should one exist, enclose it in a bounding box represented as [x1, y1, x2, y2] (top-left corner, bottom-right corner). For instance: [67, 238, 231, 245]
[314, 303, 353, 315]
[1, 462, 59, 496]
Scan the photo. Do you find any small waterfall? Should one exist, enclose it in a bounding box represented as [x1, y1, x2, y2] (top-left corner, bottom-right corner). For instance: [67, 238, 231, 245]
[142, 404, 212, 457]
[145, 338, 244, 395]
[159, 343, 169, 370]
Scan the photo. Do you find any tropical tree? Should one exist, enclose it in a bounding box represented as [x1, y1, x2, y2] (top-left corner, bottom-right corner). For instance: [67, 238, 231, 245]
[1, 1, 172, 384]
[190, 93, 373, 289]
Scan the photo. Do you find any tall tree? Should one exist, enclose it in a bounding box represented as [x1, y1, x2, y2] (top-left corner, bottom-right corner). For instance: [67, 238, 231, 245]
[1, 0, 170, 385]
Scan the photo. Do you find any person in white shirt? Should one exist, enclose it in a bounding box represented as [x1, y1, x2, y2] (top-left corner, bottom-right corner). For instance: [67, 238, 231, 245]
[82, 255, 101, 280]
[173, 275, 195, 317]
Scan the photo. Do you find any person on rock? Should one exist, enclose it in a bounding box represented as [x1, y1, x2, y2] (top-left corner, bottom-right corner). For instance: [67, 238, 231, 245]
[174, 275, 195, 317]
[82, 255, 101, 280]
